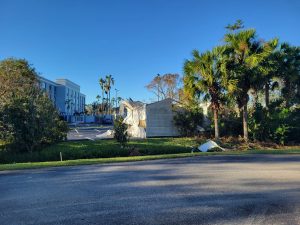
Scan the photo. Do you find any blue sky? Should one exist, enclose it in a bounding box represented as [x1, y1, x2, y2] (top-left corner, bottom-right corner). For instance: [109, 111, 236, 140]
[1, 0, 299, 103]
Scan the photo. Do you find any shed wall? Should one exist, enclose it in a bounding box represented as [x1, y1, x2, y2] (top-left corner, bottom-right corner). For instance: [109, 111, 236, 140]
[146, 99, 179, 137]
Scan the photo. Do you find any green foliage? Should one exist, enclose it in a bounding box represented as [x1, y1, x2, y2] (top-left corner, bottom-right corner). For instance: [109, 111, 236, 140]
[222, 23, 278, 140]
[248, 102, 300, 145]
[219, 111, 243, 137]
[174, 107, 204, 136]
[113, 116, 128, 147]
[0, 58, 68, 153]
[277, 43, 300, 107]
[274, 124, 290, 145]
[183, 46, 227, 138]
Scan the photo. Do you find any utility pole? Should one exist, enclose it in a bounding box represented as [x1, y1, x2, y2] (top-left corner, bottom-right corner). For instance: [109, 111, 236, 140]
[115, 88, 119, 108]
[115, 88, 119, 116]
[157, 73, 160, 102]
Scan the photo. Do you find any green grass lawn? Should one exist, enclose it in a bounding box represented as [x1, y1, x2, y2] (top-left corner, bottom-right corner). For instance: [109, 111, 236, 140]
[0, 138, 198, 164]
[1, 137, 300, 171]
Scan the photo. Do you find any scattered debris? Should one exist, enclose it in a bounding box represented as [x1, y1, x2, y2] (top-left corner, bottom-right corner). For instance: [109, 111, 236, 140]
[96, 129, 114, 139]
[198, 140, 225, 152]
[85, 137, 95, 141]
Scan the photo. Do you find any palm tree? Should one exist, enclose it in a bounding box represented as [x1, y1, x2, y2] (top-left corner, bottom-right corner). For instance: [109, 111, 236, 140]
[96, 95, 101, 102]
[117, 96, 122, 106]
[105, 75, 114, 114]
[96, 95, 101, 114]
[99, 78, 106, 114]
[223, 26, 277, 141]
[184, 46, 226, 139]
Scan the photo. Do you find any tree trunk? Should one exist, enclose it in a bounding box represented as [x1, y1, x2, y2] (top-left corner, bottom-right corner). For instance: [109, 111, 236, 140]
[265, 82, 270, 109]
[109, 91, 111, 114]
[213, 108, 219, 139]
[102, 90, 104, 115]
[106, 93, 108, 115]
[242, 104, 248, 141]
[253, 90, 258, 105]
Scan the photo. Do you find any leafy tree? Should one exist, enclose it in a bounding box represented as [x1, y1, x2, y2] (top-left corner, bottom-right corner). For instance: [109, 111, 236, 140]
[0, 58, 68, 153]
[146, 73, 180, 101]
[277, 43, 300, 107]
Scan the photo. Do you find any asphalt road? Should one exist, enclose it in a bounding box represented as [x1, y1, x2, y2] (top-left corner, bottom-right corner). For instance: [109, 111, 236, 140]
[0, 155, 300, 225]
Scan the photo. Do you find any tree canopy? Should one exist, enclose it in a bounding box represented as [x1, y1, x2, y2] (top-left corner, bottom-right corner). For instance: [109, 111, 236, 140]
[0, 58, 68, 152]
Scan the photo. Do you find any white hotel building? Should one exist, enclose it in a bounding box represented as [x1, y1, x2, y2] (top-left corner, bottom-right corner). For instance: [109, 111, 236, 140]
[38, 76, 86, 118]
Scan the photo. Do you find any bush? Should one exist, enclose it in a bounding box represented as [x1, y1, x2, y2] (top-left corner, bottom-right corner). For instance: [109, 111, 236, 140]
[113, 116, 128, 147]
[219, 111, 242, 137]
[248, 102, 300, 145]
[174, 107, 204, 136]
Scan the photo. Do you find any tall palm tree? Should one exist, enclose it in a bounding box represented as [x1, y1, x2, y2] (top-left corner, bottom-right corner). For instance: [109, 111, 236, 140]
[184, 46, 226, 139]
[99, 78, 106, 114]
[105, 75, 114, 114]
[96, 95, 101, 114]
[223, 27, 277, 141]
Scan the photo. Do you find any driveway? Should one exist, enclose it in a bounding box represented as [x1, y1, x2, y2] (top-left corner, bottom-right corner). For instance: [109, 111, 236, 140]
[0, 155, 299, 225]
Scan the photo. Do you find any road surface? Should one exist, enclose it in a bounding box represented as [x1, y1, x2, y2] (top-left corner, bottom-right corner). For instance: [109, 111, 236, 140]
[0, 154, 300, 225]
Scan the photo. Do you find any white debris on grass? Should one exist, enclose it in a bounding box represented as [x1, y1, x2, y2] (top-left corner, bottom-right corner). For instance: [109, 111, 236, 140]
[198, 140, 225, 152]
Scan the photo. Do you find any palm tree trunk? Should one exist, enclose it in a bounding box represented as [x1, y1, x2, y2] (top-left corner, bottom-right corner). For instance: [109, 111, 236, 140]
[106, 92, 109, 115]
[109, 90, 111, 114]
[102, 90, 104, 115]
[213, 108, 219, 139]
[265, 82, 270, 109]
[242, 104, 248, 141]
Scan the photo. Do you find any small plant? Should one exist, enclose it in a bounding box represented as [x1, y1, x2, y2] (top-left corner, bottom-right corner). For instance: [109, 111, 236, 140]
[274, 124, 290, 145]
[113, 116, 128, 147]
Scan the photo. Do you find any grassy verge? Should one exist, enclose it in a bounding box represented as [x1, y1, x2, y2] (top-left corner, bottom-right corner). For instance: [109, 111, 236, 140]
[0, 138, 198, 164]
[1, 149, 300, 171]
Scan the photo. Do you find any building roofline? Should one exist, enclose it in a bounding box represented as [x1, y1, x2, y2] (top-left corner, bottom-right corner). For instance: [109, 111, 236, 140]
[55, 78, 80, 89]
[37, 75, 58, 86]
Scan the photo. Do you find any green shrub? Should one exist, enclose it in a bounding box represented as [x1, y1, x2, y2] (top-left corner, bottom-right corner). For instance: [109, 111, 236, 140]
[248, 102, 300, 145]
[219, 111, 242, 137]
[113, 116, 129, 147]
[174, 107, 204, 136]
